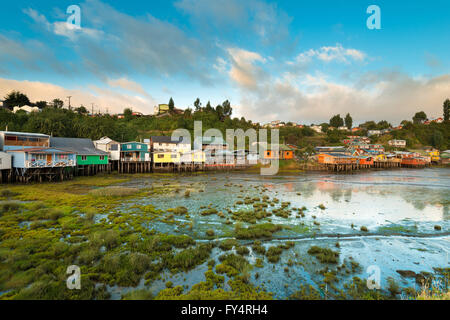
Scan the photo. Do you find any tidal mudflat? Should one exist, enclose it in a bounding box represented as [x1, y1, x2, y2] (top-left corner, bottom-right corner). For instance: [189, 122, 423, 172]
[0, 169, 448, 299]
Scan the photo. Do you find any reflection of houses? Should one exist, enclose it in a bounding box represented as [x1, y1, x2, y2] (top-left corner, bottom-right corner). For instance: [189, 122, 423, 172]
[51, 137, 109, 176]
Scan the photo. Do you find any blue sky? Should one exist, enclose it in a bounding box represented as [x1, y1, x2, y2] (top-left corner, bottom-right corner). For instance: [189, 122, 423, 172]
[0, 0, 449, 124]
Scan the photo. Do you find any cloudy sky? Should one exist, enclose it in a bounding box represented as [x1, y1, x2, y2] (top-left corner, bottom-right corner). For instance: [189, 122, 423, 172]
[0, 0, 449, 125]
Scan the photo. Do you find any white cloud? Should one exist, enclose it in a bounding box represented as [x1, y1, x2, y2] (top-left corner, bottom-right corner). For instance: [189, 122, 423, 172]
[237, 72, 450, 124]
[105, 77, 152, 99]
[24, 7, 102, 41]
[291, 43, 367, 65]
[227, 48, 266, 89]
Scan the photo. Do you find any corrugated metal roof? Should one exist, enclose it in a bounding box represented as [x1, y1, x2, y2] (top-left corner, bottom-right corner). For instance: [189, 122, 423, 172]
[151, 136, 182, 144]
[50, 137, 108, 156]
[0, 131, 49, 138]
[7, 147, 72, 154]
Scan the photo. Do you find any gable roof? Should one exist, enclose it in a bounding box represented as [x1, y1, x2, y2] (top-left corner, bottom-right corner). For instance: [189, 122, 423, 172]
[151, 136, 183, 144]
[50, 137, 108, 156]
[94, 136, 118, 145]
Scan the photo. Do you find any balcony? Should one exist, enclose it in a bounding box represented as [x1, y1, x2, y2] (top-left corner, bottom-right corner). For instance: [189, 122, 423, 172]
[25, 160, 75, 168]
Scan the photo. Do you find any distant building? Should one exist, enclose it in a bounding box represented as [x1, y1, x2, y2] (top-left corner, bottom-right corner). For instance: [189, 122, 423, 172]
[93, 136, 121, 161]
[338, 126, 348, 131]
[154, 104, 170, 115]
[310, 125, 322, 133]
[367, 130, 381, 136]
[315, 146, 347, 154]
[388, 139, 406, 148]
[13, 105, 40, 113]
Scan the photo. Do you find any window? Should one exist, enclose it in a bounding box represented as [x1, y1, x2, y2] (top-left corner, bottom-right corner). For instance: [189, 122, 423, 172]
[158, 154, 164, 159]
[81, 156, 87, 161]
[171, 154, 177, 159]
[127, 145, 131, 149]
[266, 152, 270, 156]
[100, 156, 105, 161]
[33, 154, 45, 161]
[59, 155, 68, 160]
[110, 144, 118, 151]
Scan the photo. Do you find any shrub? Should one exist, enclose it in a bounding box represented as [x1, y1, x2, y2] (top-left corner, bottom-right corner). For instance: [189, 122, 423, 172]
[307, 246, 340, 264]
[235, 223, 282, 239]
[236, 246, 250, 255]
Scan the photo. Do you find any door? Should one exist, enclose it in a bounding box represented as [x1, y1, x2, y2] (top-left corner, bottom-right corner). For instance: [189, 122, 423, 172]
[46, 154, 52, 164]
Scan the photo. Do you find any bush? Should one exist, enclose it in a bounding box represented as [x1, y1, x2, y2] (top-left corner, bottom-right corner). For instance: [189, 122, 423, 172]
[307, 246, 340, 264]
[235, 223, 282, 239]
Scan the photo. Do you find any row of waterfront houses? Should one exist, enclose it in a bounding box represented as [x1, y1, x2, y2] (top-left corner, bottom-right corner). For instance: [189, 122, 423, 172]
[0, 130, 297, 183]
[314, 135, 441, 170]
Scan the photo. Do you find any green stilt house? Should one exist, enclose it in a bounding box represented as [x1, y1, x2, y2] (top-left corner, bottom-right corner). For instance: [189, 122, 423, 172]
[50, 137, 109, 175]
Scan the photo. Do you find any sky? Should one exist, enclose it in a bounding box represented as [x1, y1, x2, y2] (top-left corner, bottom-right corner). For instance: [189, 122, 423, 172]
[0, 0, 449, 125]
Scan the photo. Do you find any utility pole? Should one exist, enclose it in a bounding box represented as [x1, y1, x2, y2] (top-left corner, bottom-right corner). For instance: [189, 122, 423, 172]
[91, 103, 94, 115]
[67, 96, 72, 110]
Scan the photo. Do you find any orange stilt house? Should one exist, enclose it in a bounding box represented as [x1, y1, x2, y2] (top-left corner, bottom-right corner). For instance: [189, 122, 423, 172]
[263, 144, 294, 160]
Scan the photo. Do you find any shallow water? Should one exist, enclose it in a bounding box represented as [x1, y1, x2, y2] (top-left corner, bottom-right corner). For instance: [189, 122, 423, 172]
[114, 168, 449, 299]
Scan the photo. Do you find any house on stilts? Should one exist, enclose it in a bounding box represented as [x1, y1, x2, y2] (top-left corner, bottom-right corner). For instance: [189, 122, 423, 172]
[50, 137, 110, 176]
[0, 131, 76, 182]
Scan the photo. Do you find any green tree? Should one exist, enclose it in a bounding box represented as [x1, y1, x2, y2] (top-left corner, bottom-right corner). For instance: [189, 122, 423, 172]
[412, 111, 427, 124]
[215, 104, 224, 120]
[168, 98, 175, 112]
[431, 130, 444, 150]
[123, 108, 133, 121]
[205, 101, 213, 113]
[75, 105, 89, 115]
[320, 123, 330, 133]
[194, 98, 201, 112]
[35, 101, 48, 109]
[329, 114, 344, 128]
[222, 100, 232, 117]
[377, 120, 391, 130]
[444, 99, 450, 121]
[184, 108, 192, 118]
[3, 90, 30, 109]
[344, 113, 353, 129]
[52, 99, 64, 109]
